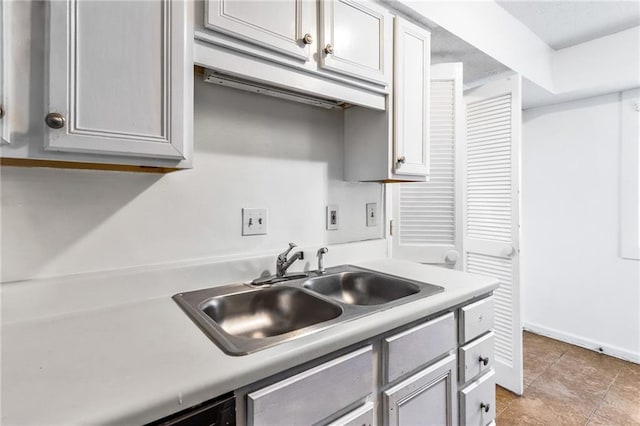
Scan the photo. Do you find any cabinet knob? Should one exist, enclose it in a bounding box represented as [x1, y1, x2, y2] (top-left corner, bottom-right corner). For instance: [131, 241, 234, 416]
[45, 112, 66, 129]
[479, 356, 489, 366]
[397, 155, 406, 164]
[302, 33, 313, 45]
[480, 402, 491, 413]
[324, 44, 334, 55]
[0, 105, 4, 119]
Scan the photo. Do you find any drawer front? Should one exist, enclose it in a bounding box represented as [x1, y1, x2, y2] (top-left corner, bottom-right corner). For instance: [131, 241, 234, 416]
[327, 402, 374, 426]
[460, 296, 494, 343]
[459, 332, 494, 384]
[384, 312, 455, 383]
[460, 370, 496, 426]
[248, 346, 372, 426]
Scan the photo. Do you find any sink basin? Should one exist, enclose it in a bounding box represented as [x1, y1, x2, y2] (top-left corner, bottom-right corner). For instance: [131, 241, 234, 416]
[200, 287, 342, 338]
[173, 265, 445, 355]
[303, 271, 420, 305]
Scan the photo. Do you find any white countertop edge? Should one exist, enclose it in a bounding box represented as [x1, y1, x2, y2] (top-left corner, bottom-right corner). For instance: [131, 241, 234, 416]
[115, 259, 500, 424]
[1, 258, 499, 425]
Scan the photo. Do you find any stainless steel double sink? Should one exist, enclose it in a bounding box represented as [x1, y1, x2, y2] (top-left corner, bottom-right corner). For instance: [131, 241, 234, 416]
[173, 265, 444, 355]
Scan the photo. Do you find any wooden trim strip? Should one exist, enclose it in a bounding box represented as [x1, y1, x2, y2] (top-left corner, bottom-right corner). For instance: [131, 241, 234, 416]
[0, 158, 180, 174]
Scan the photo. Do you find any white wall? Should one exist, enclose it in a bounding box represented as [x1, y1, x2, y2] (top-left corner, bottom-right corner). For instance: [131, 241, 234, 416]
[0, 79, 383, 282]
[522, 92, 640, 362]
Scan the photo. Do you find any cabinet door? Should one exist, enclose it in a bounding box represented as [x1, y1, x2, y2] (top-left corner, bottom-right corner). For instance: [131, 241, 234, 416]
[384, 354, 457, 426]
[46, 0, 191, 160]
[205, 0, 314, 61]
[393, 17, 431, 177]
[319, 0, 392, 85]
[0, 0, 8, 144]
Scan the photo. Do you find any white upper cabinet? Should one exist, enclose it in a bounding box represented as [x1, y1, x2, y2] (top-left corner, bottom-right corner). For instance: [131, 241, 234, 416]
[194, 0, 391, 110]
[319, 0, 392, 85]
[45, 0, 192, 161]
[344, 16, 431, 182]
[205, 0, 314, 62]
[393, 17, 431, 176]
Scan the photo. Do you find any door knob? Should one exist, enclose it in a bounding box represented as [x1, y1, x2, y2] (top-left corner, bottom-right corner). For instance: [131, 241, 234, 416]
[0, 105, 4, 119]
[302, 33, 313, 45]
[445, 250, 459, 264]
[45, 112, 66, 129]
[501, 246, 516, 258]
[324, 44, 334, 54]
[397, 155, 406, 164]
[480, 402, 490, 413]
[479, 356, 489, 366]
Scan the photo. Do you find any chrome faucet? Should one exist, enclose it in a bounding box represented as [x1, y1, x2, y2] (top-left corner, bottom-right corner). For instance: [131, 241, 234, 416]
[276, 243, 305, 277]
[317, 247, 328, 274]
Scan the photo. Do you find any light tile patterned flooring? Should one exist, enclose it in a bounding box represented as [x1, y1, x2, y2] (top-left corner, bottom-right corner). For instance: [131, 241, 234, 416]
[496, 331, 640, 425]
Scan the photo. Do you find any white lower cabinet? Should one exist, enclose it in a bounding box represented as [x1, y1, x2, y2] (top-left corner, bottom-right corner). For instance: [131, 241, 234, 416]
[458, 295, 496, 426]
[236, 294, 495, 426]
[384, 354, 457, 426]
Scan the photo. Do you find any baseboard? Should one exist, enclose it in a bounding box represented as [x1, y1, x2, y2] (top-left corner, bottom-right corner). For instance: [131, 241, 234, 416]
[523, 321, 640, 364]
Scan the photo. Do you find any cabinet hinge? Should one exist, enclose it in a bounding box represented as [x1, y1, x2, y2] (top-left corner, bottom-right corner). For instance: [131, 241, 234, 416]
[390, 220, 393, 236]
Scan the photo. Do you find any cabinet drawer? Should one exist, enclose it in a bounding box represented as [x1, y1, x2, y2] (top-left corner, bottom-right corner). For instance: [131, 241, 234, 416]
[459, 296, 494, 343]
[248, 346, 372, 426]
[327, 402, 374, 426]
[459, 332, 494, 384]
[459, 370, 496, 426]
[383, 312, 455, 383]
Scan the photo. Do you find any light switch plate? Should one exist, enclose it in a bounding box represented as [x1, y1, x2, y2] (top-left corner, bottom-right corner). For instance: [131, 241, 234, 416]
[366, 203, 377, 227]
[326, 205, 339, 230]
[242, 208, 267, 236]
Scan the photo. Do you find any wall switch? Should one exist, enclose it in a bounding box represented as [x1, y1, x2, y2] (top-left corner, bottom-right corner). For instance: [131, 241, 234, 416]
[242, 208, 267, 236]
[326, 205, 339, 230]
[366, 203, 377, 227]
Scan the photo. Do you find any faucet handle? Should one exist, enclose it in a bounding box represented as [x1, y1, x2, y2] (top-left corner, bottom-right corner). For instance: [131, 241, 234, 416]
[278, 242, 297, 260]
[317, 247, 328, 256]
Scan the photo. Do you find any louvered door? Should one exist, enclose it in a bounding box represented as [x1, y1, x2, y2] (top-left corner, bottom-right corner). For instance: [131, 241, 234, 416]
[464, 75, 523, 394]
[392, 63, 463, 268]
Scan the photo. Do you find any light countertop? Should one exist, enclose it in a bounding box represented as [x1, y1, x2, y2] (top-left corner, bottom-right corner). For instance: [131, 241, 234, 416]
[1, 258, 498, 425]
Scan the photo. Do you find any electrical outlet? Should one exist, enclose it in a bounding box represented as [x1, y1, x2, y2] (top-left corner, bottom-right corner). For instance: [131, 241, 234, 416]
[366, 203, 377, 227]
[326, 205, 339, 230]
[242, 208, 267, 236]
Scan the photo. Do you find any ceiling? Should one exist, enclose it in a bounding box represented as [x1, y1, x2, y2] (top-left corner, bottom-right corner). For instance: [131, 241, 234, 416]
[430, 26, 511, 85]
[496, 0, 640, 50]
[429, 0, 640, 93]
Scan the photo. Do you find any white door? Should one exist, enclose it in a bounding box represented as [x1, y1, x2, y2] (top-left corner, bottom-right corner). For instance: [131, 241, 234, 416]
[319, 0, 392, 86]
[46, 0, 190, 160]
[205, 0, 314, 62]
[393, 17, 431, 177]
[392, 63, 464, 268]
[464, 75, 523, 394]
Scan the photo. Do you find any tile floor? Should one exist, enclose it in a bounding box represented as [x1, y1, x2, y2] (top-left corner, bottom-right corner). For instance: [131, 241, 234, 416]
[496, 331, 640, 425]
